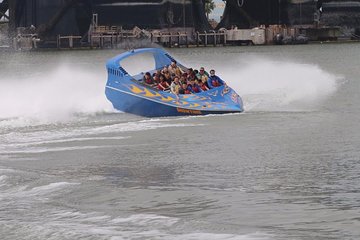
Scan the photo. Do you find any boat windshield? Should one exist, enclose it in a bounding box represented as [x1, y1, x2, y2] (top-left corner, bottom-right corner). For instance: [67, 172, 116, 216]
[120, 52, 155, 77]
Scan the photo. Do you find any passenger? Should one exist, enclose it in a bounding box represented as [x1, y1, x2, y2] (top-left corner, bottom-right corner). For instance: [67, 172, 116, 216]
[143, 72, 154, 85]
[152, 73, 160, 85]
[198, 80, 209, 91]
[183, 68, 191, 80]
[158, 75, 170, 91]
[193, 69, 199, 79]
[180, 73, 187, 79]
[196, 67, 209, 84]
[168, 61, 183, 76]
[161, 66, 168, 74]
[162, 68, 172, 84]
[179, 76, 187, 85]
[178, 83, 185, 94]
[178, 82, 191, 94]
[186, 68, 193, 76]
[170, 76, 181, 95]
[187, 70, 197, 82]
[207, 69, 225, 89]
[186, 73, 192, 82]
[187, 79, 202, 94]
[155, 70, 162, 78]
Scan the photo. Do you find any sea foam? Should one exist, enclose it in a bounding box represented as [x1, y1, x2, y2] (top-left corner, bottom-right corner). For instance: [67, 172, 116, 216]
[0, 65, 113, 123]
[221, 59, 340, 112]
[0, 55, 340, 127]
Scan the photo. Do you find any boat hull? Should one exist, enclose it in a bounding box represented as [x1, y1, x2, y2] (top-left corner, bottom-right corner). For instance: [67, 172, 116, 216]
[106, 85, 243, 117]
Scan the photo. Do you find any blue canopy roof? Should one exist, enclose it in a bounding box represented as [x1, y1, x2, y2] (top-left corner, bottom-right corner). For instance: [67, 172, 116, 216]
[106, 48, 178, 76]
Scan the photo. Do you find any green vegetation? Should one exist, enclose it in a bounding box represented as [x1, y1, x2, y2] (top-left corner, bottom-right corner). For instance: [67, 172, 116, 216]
[205, 0, 216, 19]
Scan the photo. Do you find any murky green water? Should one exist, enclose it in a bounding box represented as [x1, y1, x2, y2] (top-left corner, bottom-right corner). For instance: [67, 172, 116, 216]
[0, 43, 359, 239]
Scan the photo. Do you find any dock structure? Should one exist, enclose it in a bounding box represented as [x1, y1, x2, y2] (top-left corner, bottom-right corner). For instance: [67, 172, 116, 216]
[88, 29, 228, 49]
[84, 14, 228, 49]
[57, 35, 82, 49]
[150, 31, 228, 48]
[89, 23, 138, 49]
[56, 29, 236, 50]
[11, 25, 346, 50]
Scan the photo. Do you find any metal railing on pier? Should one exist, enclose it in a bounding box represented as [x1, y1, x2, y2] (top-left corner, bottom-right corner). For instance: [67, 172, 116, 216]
[150, 30, 227, 47]
[58, 30, 228, 49]
[57, 35, 82, 49]
[195, 30, 227, 47]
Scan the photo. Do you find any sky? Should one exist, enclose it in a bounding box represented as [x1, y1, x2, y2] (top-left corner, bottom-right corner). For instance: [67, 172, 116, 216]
[209, 0, 226, 22]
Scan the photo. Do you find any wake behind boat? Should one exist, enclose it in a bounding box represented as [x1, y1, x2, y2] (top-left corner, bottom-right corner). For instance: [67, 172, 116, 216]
[105, 48, 243, 117]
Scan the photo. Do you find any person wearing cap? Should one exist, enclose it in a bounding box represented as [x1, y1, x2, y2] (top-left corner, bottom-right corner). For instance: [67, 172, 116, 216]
[207, 69, 225, 89]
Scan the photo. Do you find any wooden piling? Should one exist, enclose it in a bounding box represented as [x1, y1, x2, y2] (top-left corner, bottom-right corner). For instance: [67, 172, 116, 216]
[204, 31, 207, 47]
[57, 35, 60, 49]
[177, 32, 181, 47]
[212, 30, 216, 46]
[69, 35, 73, 48]
[196, 32, 199, 47]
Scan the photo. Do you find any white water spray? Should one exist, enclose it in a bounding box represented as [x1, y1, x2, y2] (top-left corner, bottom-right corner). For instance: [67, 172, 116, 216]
[0, 65, 113, 123]
[0, 55, 340, 126]
[219, 59, 340, 112]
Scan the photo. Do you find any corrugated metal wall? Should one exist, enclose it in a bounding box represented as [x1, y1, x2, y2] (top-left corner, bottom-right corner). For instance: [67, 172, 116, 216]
[14, 0, 210, 38]
[12, 0, 360, 38]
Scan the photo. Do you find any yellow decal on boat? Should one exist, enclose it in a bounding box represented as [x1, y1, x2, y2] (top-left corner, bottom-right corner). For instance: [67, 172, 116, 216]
[143, 88, 162, 97]
[188, 103, 200, 108]
[129, 85, 144, 94]
[161, 96, 174, 102]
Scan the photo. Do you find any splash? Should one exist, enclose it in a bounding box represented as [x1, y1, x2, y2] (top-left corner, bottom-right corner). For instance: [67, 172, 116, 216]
[0, 54, 341, 127]
[219, 59, 340, 112]
[0, 65, 114, 124]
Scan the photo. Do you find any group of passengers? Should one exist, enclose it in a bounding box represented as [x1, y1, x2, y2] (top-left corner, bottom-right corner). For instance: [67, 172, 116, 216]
[142, 60, 225, 95]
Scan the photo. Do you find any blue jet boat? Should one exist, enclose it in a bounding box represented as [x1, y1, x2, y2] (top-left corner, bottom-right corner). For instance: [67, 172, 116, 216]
[105, 48, 243, 117]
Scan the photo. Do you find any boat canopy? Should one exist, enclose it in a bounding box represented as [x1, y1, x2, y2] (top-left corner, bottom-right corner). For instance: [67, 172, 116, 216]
[106, 48, 178, 79]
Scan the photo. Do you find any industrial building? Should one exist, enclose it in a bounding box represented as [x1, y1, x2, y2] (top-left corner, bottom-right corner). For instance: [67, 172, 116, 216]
[0, 0, 359, 49]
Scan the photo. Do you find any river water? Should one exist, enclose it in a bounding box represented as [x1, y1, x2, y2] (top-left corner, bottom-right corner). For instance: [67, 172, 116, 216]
[0, 43, 359, 240]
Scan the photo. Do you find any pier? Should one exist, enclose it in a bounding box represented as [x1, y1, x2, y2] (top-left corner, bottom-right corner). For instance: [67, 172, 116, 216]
[6, 25, 350, 51]
[3, 19, 354, 51]
[56, 31, 227, 50]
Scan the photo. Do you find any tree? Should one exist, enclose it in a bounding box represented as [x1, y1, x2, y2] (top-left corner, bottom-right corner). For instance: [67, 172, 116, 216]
[205, 0, 215, 20]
